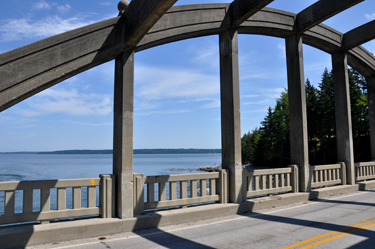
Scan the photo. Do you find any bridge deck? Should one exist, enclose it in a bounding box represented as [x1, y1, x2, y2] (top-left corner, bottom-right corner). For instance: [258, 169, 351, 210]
[26, 184, 375, 249]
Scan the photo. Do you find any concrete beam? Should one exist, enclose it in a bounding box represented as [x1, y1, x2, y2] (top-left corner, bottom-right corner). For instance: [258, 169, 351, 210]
[229, 0, 274, 26]
[296, 0, 363, 33]
[113, 51, 135, 219]
[285, 34, 310, 192]
[332, 51, 355, 185]
[342, 20, 375, 50]
[123, 0, 177, 48]
[1, 5, 375, 113]
[219, 28, 244, 203]
[366, 77, 375, 161]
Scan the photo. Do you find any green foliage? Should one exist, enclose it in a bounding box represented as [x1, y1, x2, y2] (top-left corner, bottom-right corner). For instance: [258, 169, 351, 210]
[242, 68, 370, 168]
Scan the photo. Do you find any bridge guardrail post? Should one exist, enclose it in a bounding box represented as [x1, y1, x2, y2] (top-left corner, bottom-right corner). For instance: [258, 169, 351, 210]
[133, 173, 145, 215]
[100, 174, 114, 218]
[217, 169, 228, 204]
[242, 169, 247, 202]
[290, 165, 299, 193]
[340, 162, 347, 185]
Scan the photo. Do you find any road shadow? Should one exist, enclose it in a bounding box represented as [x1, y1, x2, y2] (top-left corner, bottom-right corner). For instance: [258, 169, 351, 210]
[237, 209, 375, 247]
[129, 212, 214, 249]
[310, 198, 375, 207]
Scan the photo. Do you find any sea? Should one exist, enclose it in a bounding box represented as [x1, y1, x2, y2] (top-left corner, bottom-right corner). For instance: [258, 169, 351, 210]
[0, 153, 222, 182]
[0, 153, 222, 216]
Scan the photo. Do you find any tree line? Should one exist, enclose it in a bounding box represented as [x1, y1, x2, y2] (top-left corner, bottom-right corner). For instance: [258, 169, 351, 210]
[241, 68, 369, 168]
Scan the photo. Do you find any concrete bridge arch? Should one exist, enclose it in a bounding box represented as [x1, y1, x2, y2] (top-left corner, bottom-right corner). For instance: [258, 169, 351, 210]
[1, 0, 375, 218]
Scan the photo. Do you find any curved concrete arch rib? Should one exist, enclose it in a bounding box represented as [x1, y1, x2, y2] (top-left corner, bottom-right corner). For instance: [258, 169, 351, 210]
[0, 0, 176, 112]
[1, 2, 375, 112]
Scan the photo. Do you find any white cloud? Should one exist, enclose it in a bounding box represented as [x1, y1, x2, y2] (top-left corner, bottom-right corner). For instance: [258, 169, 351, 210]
[135, 64, 220, 101]
[33, 0, 51, 10]
[200, 100, 220, 109]
[0, 16, 94, 41]
[244, 94, 260, 98]
[22, 88, 112, 116]
[243, 99, 271, 105]
[190, 44, 219, 69]
[62, 120, 112, 126]
[57, 4, 71, 12]
[278, 43, 286, 58]
[242, 108, 268, 113]
[5, 132, 38, 139]
[365, 13, 375, 20]
[136, 109, 191, 116]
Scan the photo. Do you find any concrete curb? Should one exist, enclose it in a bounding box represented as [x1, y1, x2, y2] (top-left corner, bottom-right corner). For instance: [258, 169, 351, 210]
[1, 182, 374, 248]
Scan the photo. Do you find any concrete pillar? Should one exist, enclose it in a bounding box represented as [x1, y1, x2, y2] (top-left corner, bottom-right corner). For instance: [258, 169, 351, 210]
[367, 77, 375, 161]
[332, 51, 355, 185]
[285, 34, 310, 192]
[113, 50, 134, 218]
[219, 28, 243, 203]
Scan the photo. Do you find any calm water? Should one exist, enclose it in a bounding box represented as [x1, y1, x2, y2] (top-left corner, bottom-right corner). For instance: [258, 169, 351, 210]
[0, 154, 221, 216]
[0, 153, 222, 181]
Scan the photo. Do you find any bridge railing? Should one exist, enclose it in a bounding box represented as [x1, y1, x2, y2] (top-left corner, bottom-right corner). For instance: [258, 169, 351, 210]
[310, 163, 346, 189]
[355, 161, 375, 181]
[133, 170, 228, 215]
[0, 174, 114, 225]
[242, 165, 299, 199]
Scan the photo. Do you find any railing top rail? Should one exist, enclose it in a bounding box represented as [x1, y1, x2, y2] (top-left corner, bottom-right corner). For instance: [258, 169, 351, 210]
[245, 167, 292, 176]
[310, 164, 341, 170]
[0, 178, 100, 191]
[143, 172, 220, 183]
[355, 161, 375, 167]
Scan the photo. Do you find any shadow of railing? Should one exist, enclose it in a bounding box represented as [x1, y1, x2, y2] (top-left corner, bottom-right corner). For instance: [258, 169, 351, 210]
[133, 227, 215, 249]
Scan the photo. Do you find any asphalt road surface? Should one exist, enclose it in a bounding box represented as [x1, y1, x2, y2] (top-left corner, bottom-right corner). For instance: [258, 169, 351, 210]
[30, 191, 375, 249]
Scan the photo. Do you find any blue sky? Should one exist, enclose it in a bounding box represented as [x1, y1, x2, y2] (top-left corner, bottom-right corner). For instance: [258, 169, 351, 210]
[0, 0, 374, 152]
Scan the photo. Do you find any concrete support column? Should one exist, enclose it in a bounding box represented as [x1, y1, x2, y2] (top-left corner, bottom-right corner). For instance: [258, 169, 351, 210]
[219, 28, 243, 203]
[332, 51, 355, 185]
[285, 34, 310, 192]
[113, 50, 134, 218]
[367, 77, 375, 161]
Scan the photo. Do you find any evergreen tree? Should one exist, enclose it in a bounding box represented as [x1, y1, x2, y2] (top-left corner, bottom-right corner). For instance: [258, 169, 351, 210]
[317, 68, 336, 164]
[241, 68, 370, 168]
[305, 79, 319, 165]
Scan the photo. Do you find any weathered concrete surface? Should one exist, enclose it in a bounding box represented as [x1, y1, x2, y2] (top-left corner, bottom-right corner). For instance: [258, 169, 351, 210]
[113, 51, 135, 219]
[343, 19, 375, 50]
[285, 34, 310, 192]
[332, 51, 355, 185]
[1, 5, 375, 112]
[309, 184, 359, 199]
[123, 0, 177, 48]
[357, 180, 375, 190]
[296, 0, 363, 32]
[228, 0, 274, 26]
[219, 28, 243, 203]
[0, 184, 367, 249]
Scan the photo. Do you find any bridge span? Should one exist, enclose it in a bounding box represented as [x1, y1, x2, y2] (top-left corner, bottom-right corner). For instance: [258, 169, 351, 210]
[27, 190, 375, 249]
[1, 0, 375, 247]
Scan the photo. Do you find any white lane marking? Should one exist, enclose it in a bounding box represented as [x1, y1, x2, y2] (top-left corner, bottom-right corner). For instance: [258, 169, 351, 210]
[51, 191, 372, 249]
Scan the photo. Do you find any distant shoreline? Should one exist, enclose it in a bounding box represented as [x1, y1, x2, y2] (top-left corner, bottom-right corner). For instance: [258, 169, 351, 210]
[0, 149, 222, 155]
